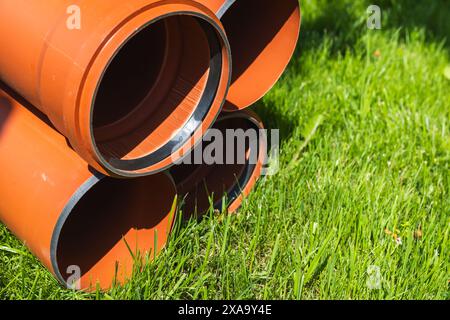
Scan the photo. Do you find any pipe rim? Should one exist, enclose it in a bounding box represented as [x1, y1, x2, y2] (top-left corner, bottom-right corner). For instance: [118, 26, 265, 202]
[211, 113, 261, 211]
[76, 7, 231, 177]
[216, 0, 238, 18]
[105, 16, 222, 172]
[50, 173, 103, 286]
[219, 0, 301, 111]
[172, 110, 266, 215]
[50, 171, 176, 289]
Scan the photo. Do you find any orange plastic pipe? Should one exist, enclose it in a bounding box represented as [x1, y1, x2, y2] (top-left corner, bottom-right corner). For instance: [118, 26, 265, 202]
[171, 109, 266, 215]
[195, 0, 301, 111]
[0, 0, 231, 177]
[0, 87, 177, 291]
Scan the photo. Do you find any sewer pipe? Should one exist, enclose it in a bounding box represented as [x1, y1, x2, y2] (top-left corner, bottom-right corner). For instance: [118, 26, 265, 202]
[195, 0, 301, 111]
[171, 109, 266, 216]
[0, 87, 177, 291]
[0, 0, 231, 177]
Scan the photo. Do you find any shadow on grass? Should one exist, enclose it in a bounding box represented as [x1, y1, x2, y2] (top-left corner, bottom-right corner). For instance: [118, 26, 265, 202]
[254, 101, 297, 143]
[255, 0, 449, 141]
[377, 0, 450, 52]
[296, 0, 449, 58]
[277, 0, 450, 83]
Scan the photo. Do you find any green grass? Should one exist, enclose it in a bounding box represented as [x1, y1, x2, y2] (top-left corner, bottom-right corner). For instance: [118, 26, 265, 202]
[1, 0, 449, 300]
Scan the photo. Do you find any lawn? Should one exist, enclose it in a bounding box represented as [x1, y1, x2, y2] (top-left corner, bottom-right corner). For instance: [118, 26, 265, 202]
[1, 0, 449, 300]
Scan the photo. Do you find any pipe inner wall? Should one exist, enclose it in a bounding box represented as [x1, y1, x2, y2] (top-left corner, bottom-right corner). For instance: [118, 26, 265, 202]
[52, 173, 176, 290]
[218, 0, 301, 111]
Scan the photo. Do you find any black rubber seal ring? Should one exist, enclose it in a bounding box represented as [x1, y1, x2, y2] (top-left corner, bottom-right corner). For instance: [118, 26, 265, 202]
[50, 172, 105, 286]
[213, 121, 260, 210]
[217, 0, 237, 18]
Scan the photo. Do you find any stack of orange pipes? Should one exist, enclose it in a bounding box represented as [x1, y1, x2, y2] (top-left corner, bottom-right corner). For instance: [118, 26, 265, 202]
[0, 0, 301, 291]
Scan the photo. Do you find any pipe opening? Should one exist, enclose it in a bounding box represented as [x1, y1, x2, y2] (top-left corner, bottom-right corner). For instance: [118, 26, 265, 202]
[53, 174, 175, 290]
[220, 0, 300, 109]
[92, 14, 222, 172]
[171, 116, 259, 216]
[92, 20, 167, 128]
